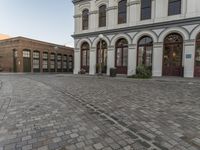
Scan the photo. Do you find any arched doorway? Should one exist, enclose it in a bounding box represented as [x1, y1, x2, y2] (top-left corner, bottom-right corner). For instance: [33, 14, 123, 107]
[194, 33, 200, 77]
[115, 38, 128, 74]
[137, 36, 153, 70]
[81, 42, 90, 73]
[96, 40, 107, 73]
[163, 33, 183, 76]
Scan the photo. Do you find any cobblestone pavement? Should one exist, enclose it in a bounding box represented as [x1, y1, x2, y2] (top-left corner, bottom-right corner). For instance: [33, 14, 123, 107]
[0, 74, 200, 150]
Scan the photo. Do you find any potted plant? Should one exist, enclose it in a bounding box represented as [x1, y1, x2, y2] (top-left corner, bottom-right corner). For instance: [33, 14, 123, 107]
[78, 68, 86, 74]
[110, 68, 117, 77]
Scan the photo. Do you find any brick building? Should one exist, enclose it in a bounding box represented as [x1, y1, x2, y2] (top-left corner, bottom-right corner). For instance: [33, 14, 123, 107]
[0, 36, 74, 73]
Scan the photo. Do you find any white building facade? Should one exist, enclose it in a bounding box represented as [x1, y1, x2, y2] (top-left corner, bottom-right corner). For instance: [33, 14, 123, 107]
[72, 0, 200, 77]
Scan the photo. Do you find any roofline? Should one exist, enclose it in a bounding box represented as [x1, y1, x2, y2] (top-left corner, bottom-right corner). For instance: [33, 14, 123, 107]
[0, 36, 74, 50]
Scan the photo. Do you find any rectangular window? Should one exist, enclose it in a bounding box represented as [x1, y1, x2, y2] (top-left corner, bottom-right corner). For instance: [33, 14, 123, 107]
[168, 0, 181, 16]
[43, 52, 48, 70]
[118, 0, 127, 24]
[50, 53, 55, 69]
[23, 50, 30, 58]
[33, 51, 40, 70]
[141, 0, 152, 20]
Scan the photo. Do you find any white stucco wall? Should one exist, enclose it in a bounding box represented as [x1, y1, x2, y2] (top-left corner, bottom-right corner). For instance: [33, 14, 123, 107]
[73, 0, 200, 77]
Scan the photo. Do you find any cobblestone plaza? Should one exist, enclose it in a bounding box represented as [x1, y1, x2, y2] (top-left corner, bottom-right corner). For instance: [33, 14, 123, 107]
[0, 74, 200, 150]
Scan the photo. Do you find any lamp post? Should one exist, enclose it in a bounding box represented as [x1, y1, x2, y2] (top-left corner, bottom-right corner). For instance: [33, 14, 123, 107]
[98, 34, 104, 75]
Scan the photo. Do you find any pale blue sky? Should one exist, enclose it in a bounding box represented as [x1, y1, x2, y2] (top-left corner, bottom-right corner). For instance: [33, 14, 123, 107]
[0, 0, 74, 47]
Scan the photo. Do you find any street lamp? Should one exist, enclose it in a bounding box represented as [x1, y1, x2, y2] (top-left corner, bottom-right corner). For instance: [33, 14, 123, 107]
[98, 34, 104, 75]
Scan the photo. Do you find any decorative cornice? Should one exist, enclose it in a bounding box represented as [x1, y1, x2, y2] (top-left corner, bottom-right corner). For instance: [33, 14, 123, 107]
[72, 17, 200, 38]
[127, 0, 140, 7]
[89, 11, 98, 15]
[72, 0, 91, 5]
[74, 14, 82, 18]
[106, 6, 118, 11]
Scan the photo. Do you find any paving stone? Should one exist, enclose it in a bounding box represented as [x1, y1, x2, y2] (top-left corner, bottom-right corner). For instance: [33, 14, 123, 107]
[0, 75, 200, 150]
[93, 143, 104, 149]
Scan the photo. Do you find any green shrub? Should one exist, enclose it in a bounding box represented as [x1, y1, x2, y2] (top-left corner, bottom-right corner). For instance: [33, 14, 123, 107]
[130, 65, 152, 79]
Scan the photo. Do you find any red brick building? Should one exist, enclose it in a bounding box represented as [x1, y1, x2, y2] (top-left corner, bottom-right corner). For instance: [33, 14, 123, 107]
[0, 36, 74, 73]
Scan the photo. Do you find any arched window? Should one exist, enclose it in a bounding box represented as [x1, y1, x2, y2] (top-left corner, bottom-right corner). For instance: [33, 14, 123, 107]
[115, 38, 128, 74]
[137, 36, 153, 67]
[118, 0, 127, 24]
[81, 42, 90, 72]
[168, 0, 181, 16]
[141, 0, 152, 20]
[99, 5, 107, 27]
[97, 40, 107, 73]
[163, 33, 183, 76]
[82, 9, 89, 30]
[194, 33, 200, 76]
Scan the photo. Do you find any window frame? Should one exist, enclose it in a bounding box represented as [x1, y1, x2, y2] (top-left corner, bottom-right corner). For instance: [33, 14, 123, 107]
[140, 0, 152, 20]
[168, 0, 182, 16]
[82, 9, 89, 30]
[118, 0, 127, 24]
[137, 36, 153, 67]
[99, 5, 107, 27]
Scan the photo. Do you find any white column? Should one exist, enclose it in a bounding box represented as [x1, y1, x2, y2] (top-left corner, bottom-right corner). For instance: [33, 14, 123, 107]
[184, 40, 195, 78]
[107, 46, 115, 75]
[128, 1, 139, 26]
[89, 47, 96, 75]
[73, 48, 80, 74]
[152, 43, 163, 77]
[89, 11, 98, 32]
[128, 44, 137, 76]
[107, 6, 117, 29]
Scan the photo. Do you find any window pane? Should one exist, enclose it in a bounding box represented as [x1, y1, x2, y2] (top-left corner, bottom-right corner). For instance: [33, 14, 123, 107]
[43, 53, 48, 59]
[99, 5, 106, 27]
[82, 9, 89, 30]
[138, 47, 144, 65]
[57, 62, 62, 69]
[146, 46, 153, 66]
[118, 0, 127, 24]
[117, 48, 122, 66]
[82, 51, 87, 66]
[33, 52, 40, 58]
[141, 0, 151, 20]
[33, 59, 39, 69]
[50, 61, 55, 69]
[168, 0, 181, 15]
[50, 54, 55, 60]
[63, 62, 67, 69]
[23, 51, 30, 58]
[196, 46, 200, 66]
[42, 60, 48, 69]
[123, 47, 128, 66]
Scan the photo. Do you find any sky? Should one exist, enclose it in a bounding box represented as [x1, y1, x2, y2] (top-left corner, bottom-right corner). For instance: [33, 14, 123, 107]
[0, 0, 74, 47]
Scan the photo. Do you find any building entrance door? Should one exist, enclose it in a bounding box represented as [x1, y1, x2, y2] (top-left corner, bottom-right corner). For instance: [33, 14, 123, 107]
[163, 33, 183, 76]
[13, 50, 17, 72]
[23, 50, 31, 72]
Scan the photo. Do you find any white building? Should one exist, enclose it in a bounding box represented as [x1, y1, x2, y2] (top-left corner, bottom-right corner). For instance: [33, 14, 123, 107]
[72, 0, 200, 77]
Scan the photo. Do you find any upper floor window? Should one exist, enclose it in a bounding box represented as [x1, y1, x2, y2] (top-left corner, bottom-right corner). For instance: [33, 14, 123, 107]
[99, 5, 107, 27]
[168, 0, 181, 16]
[82, 9, 89, 30]
[141, 0, 152, 20]
[118, 0, 127, 24]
